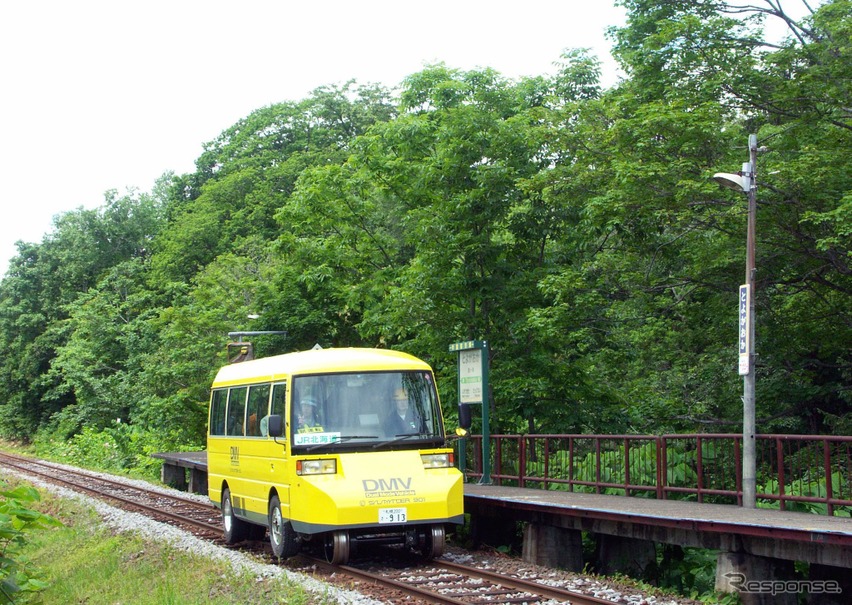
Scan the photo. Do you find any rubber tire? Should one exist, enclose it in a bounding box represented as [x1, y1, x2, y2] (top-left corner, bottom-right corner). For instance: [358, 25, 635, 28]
[268, 495, 299, 559]
[421, 524, 445, 560]
[323, 530, 350, 565]
[222, 487, 249, 544]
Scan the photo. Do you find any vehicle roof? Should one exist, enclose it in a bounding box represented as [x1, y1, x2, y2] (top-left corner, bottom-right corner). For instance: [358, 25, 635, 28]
[211, 347, 431, 387]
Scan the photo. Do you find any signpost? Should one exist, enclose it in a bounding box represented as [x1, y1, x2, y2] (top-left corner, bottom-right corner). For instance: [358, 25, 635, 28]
[738, 285, 750, 376]
[449, 340, 491, 484]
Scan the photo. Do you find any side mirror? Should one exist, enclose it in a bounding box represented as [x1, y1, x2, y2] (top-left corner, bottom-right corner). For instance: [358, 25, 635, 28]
[458, 403, 472, 431]
[267, 414, 283, 438]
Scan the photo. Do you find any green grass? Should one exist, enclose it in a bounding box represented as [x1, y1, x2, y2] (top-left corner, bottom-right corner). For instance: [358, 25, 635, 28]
[14, 483, 333, 605]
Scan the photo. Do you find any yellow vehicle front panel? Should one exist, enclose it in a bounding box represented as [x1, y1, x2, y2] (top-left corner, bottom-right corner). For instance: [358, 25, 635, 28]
[289, 449, 464, 533]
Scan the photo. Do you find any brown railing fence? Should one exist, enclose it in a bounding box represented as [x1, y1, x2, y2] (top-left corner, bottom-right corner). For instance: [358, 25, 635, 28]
[459, 434, 852, 516]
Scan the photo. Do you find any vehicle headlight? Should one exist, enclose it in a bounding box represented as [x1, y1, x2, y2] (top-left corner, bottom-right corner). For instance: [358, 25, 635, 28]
[421, 453, 453, 468]
[296, 459, 337, 475]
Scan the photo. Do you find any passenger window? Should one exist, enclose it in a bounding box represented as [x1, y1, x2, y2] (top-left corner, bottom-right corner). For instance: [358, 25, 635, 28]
[271, 383, 286, 417]
[263, 383, 287, 437]
[226, 386, 248, 436]
[209, 389, 227, 436]
[246, 384, 270, 437]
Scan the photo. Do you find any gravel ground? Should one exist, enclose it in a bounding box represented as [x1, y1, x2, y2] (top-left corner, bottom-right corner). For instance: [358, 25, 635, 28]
[4, 463, 701, 605]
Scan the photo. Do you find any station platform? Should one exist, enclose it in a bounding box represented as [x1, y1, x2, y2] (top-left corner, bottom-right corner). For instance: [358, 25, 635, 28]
[464, 483, 852, 548]
[150, 451, 207, 495]
[464, 483, 851, 564]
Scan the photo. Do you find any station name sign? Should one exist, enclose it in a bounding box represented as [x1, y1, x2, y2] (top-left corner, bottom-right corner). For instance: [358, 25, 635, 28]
[449, 340, 488, 405]
[739, 284, 750, 376]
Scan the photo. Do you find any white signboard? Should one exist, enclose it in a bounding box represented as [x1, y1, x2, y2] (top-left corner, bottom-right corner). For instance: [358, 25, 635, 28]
[459, 348, 484, 404]
[738, 284, 750, 375]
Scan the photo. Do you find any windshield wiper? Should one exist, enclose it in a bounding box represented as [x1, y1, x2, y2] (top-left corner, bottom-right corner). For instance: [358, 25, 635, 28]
[372, 433, 432, 449]
[306, 435, 377, 452]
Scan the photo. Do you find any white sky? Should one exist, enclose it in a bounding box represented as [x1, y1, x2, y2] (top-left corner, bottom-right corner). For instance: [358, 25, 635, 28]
[0, 1, 630, 275]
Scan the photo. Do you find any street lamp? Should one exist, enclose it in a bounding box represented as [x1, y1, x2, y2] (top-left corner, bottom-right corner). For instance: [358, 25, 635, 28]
[713, 134, 758, 509]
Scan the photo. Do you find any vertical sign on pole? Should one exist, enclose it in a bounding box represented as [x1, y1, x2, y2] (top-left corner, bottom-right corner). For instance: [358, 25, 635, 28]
[449, 340, 490, 484]
[459, 348, 483, 404]
[738, 284, 750, 376]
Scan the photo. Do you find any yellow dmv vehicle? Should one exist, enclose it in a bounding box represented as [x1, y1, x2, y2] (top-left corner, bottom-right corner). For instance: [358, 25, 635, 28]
[207, 347, 464, 563]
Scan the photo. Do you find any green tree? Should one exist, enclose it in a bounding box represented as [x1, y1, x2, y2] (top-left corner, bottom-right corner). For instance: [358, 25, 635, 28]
[151, 82, 396, 285]
[46, 258, 163, 437]
[282, 59, 628, 433]
[0, 187, 167, 440]
[593, 0, 851, 431]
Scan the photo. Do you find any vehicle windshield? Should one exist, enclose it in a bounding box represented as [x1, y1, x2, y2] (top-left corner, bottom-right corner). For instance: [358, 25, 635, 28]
[290, 370, 443, 452]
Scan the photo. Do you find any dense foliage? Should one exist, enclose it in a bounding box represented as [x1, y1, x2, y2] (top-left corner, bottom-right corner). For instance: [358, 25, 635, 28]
[0, 483, 61, 603]
[0, 1, 847, 461]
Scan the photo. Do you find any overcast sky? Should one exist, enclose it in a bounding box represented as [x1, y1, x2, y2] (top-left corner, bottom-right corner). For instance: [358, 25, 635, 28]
[0, 1, 632, 275]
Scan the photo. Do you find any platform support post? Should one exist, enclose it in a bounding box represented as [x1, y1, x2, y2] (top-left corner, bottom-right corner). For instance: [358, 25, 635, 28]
[808, 563, 850, 605]
[161, 463, 187, 491]
[467, 513, 519, 552]
[522, 523, 583, 571]
[595, 535, 656, 578]
[188, 467, 208, 495]
[715, 552, 797, 605]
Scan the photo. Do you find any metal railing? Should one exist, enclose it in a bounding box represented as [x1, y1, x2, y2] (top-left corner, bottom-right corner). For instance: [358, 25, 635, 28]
[458, 434, 852, 516]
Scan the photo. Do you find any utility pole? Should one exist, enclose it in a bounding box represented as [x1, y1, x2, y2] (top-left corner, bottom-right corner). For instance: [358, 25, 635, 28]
[713, 134, 759, 508]
[742, 134, 758, 509]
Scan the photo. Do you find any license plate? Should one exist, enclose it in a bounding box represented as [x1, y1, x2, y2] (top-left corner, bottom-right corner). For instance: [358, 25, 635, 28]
[378, 507, 407, 524]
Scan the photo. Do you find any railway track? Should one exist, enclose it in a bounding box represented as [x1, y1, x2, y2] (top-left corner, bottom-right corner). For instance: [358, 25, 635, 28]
[0, 451, 642, 604]
[327, 556, 625, 604]
[0, 451, 222, 538]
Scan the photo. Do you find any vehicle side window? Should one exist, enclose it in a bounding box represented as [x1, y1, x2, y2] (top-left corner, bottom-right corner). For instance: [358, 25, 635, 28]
[210, 389, 227, 436]
[246, 384, 270, 437]
[263, 382, 286, 437]
[271, 383, 286, 417]
[227, 386, 248, 436]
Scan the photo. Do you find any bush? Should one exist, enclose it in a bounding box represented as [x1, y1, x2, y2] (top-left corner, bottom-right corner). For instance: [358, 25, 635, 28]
[0, 483, 62, 603]
[32, 421, 203, 482]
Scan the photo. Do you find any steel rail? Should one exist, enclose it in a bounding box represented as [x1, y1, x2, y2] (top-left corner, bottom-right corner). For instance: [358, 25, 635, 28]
[296, 555, 471, 605]
[298, 554, 617, 605]
[436, 559, 617, 605]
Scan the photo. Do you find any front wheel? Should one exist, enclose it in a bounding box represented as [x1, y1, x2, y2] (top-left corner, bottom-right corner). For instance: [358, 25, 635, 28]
[268, 495, 299, 559]
[421, 524, 445, 560]
[222, 487, 248, 544]
[323, 530, 350, 565]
